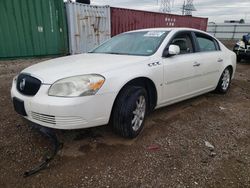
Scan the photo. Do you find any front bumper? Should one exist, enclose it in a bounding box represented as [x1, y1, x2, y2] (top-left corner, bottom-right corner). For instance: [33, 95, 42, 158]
[234, 48, 250, 58]
[11, 84, 117, 129]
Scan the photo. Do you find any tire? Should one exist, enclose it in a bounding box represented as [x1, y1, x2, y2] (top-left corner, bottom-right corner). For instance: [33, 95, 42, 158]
[215, 67, 232, 94]
[111, 86, 148, 138]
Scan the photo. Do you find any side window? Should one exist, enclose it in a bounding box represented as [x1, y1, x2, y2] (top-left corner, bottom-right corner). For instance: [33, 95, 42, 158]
[195, 34, 218, 52]
[170, 33, 194, 55]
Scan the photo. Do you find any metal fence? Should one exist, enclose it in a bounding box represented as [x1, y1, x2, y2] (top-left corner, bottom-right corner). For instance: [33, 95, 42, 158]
[207, 23, 250, 40]
[65, 2, 111, 54]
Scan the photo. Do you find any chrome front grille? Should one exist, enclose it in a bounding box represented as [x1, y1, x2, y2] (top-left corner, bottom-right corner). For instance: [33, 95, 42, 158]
[31, 112, 87, 126]
[31, 112, 56, 125]
[16, 74, 41, 96]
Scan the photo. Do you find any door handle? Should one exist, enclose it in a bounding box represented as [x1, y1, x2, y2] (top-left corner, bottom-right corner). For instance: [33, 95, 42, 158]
[193, 62, 201, 67]
[218, 58, 223, 62]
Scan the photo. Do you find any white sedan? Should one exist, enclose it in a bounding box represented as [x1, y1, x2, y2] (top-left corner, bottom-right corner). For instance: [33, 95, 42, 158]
[11, 28, 236, 138]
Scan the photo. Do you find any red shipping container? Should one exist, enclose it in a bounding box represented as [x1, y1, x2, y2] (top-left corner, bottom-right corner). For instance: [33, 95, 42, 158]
[111, 7, 208, 36]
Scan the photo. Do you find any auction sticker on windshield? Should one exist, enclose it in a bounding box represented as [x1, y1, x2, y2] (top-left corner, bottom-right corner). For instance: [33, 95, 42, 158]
[144, 31, 165, 37]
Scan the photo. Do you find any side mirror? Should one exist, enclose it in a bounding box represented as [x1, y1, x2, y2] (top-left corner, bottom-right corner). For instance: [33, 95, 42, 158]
[168, 44, 180, 56]
[162, 44, 180, 57]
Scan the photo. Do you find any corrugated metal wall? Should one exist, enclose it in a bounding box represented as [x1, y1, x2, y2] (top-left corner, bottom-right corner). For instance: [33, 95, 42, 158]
[207, 23, 250, 40]
[0, 0, 68, 58]
[65, 2, 111, 54]
[111, 8, 208, 36]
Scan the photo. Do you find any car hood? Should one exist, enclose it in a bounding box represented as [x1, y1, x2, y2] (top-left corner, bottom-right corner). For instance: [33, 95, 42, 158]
[22, 53, 150, 84]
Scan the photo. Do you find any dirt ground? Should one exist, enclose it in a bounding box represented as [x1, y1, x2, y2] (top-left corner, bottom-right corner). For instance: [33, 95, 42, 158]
[0, 44, 250, 188]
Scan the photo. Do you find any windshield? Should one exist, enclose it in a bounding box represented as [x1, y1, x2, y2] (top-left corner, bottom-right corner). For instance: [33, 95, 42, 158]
[90, 31, 169, 56]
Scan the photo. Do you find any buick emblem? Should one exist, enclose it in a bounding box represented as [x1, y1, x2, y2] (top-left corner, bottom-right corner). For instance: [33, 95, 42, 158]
[19, 78, 26, 91]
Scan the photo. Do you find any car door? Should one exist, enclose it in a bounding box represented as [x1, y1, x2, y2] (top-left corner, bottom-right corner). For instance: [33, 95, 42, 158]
[193, 32, 224, 90]
[161, 31, 203, 104]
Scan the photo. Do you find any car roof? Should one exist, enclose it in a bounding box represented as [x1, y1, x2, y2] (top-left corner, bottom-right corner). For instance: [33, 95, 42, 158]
[127, 27, 206, 33]
[126, 27, 216, 40]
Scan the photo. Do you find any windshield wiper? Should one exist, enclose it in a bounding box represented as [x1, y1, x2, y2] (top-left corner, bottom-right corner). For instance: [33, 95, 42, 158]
[105, 52, 134, 55]
[107, 52, 123, 55]
[89, 52, 131, 55]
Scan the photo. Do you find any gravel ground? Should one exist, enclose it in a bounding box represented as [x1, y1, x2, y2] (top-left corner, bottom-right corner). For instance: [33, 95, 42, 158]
[0, 46, 250, 187]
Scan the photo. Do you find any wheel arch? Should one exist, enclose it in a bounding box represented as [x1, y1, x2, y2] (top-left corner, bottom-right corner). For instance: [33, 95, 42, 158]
[110, 77, 158, 119]
[226, 65, 234, 78]
[227, 65, 233, 72]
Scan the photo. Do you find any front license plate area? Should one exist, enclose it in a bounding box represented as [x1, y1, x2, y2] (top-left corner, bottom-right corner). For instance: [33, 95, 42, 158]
[13, 97, 27, 116]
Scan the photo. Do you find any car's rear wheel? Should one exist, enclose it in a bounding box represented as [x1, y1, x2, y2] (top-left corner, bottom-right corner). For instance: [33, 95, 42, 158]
[215, 67, 232, 94]
[111, 86, 148, 138]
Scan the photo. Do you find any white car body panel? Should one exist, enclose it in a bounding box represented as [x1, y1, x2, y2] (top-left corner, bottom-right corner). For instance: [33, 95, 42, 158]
[162, 52, 204, 104]
[22, 53, 150, 85]
[11, 28, 236, 130]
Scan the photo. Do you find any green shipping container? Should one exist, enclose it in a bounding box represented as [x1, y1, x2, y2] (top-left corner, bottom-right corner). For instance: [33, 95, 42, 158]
[0, 0, 68, 58]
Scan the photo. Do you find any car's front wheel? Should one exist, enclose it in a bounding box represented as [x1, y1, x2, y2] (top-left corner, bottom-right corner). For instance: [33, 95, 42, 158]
[111, 86, 148, 138]
[215, 67, 232, 94]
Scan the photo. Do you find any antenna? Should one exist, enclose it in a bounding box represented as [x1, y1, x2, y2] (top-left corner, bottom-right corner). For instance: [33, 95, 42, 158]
[182, 0, 196, 16]
[159, 0, 173, 13]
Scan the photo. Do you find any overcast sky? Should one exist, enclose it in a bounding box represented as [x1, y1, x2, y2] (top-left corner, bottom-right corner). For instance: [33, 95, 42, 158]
[91, 0, 250, 23]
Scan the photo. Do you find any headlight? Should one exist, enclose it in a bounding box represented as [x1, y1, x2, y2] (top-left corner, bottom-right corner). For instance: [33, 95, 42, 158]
[236, 40, 245, 49]
[48, 74, 105, 97]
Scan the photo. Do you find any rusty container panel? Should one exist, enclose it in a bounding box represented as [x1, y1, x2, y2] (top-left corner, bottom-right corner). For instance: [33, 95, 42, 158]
[66, 2, 111, 54]
[111, 8, 208, 36]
